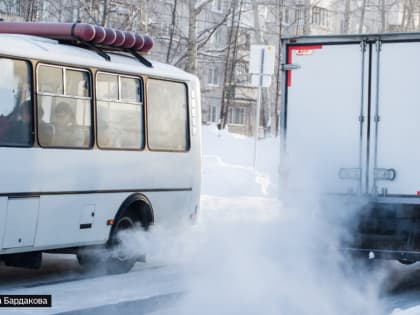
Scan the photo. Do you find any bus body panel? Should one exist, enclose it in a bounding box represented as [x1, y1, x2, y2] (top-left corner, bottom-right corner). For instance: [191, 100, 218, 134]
[0, 135, 197, 252]
[0, 198, 8, 247]
[0, 34, 192, 83]
[34, 194, 114, 247]
[0, 148, 194, 193]
[189, 77, 202, 220]
[2, 198, 40, 249]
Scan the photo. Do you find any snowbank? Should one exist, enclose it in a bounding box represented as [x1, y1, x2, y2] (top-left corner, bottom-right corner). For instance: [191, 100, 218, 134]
[201, 125, 279, 197]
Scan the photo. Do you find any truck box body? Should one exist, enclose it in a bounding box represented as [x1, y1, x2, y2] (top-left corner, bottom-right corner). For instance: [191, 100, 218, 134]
[280, 33, 420, 262]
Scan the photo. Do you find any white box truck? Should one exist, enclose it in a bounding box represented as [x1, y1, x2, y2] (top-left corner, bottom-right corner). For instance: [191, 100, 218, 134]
[280, 33, 420, 264]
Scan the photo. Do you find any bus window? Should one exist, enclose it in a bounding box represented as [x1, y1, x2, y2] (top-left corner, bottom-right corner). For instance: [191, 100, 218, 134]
[96, 73, 118, 100]
[66, 69, 90, 97]
[38, 65, 63, 94]
[0, 58, 33, 147]
[96, 73, 143, 150]
[147, 79, 189, 151]
[120, 76, 141, 103]
[37, 65, 92, 148]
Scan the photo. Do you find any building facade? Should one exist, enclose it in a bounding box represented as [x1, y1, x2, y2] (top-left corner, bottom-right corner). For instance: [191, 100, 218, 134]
[0, 0, 415, 137]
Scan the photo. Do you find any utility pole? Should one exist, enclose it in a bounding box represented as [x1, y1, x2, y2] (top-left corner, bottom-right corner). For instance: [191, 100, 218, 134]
[249, 45, 275, 169]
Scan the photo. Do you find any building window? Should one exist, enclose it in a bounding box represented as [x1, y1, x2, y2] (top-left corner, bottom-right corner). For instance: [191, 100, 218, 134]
[312, 6, 328, 27]
[321, 8, 328, 26]
[243, 32, 251, 50]
[228, 107, 246, 125]
[295, 5, 304, 23]
[284, 7, 289, 24]
[208, 105, 218, 123]
[208, 66, 219, 86]
[212, 0, 222, 12]
[213, 28, 223, 47]
[312, 6, 320, 25]
[235, 62, 249, 85]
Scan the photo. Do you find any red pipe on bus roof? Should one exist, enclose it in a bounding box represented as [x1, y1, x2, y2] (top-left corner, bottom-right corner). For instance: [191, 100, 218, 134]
[140, 35, 154, 53]
[73, 23, 96, 41]
[93, 25, 106, 44]
[102, 27, 117, 46]
[114, 30, 125, 47]
[123, 32, 136, 49]
[0, 22, 96, 41]
[133, 34, 144, 51]
[0, 22, 154, 55]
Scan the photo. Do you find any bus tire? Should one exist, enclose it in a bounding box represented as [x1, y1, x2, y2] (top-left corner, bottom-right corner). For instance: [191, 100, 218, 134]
[77, 199, 152, 274]
[398, 259, 415, 265]
[105, 212, 139, 274]
[76, 250, 98, 270]
[105, 200, 152, 274]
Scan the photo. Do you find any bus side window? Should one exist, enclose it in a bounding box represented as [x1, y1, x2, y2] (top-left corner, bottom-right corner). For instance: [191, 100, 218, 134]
[147, 79, 190, 151]
[37, 65, 92, 148]
[96, 73, 143, 150]
[0, 58, 33, 147]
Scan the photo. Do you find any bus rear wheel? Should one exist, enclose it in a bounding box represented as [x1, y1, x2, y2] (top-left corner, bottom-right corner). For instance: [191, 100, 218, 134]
[77, 210, 146, 274]
[105, 214, 139, 274]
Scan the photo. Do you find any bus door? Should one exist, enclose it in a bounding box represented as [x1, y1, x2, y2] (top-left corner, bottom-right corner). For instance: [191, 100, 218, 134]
[2, 197, 40, 249]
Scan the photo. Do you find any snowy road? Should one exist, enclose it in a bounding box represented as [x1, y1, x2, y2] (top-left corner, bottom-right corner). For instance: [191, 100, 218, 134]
[0, 256, 187, 314]
[382, 264, 420, 314]
[0, 239, 419, 315]
[0, 196, 418, 315]
[0, 196, 420, 315]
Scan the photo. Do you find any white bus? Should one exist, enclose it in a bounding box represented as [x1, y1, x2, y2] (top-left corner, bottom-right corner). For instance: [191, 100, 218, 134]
[0, 31, 201, 273]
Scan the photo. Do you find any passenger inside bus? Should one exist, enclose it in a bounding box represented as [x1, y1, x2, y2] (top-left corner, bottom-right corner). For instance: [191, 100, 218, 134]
[51, 102, 85, 147]
[37, 106, 54, 146]
[0, 115, 7, 141]
[0, 100, 32, 146]
[8, 100, 32, 144]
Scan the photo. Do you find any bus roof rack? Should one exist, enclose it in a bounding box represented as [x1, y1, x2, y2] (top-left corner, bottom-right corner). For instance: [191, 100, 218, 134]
[67, 39, 112, 61]
[0, 21, 154, 67]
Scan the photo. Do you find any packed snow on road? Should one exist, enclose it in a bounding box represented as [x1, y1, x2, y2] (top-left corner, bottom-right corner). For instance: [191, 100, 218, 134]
[0, 125, 419, 315]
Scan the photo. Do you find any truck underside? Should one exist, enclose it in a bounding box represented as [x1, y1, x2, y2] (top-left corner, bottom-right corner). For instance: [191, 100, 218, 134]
[350, 201, 420, 263]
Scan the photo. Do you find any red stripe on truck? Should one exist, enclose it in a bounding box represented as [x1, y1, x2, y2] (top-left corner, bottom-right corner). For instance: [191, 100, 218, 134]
[287, 45, 323, 87]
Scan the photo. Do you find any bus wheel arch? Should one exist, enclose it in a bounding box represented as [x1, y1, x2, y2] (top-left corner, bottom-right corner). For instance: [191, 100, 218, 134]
[87, 193, 154, 274]
[109, 193, 154, 241]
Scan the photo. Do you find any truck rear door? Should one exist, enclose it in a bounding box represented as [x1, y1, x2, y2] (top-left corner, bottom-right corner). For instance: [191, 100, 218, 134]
[370, 41, 420, 196]
[283, 42, 368, 194]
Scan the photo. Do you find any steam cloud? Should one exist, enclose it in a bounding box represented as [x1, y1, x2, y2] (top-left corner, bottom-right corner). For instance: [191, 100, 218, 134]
[124, 195, 388, 315]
